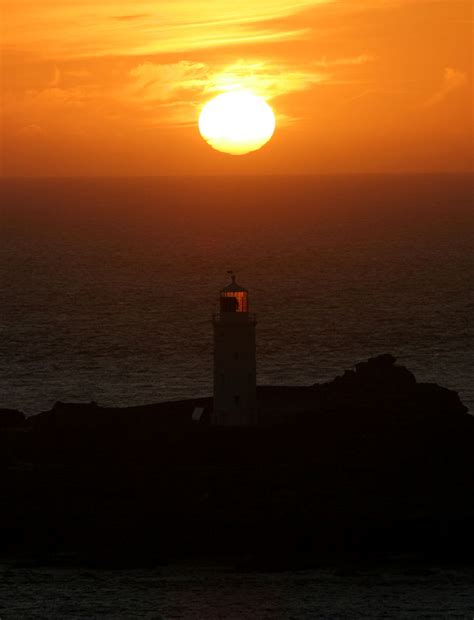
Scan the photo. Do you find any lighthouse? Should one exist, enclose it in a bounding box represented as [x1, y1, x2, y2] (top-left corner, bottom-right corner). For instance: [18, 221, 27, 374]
[212, 273, 257, 426]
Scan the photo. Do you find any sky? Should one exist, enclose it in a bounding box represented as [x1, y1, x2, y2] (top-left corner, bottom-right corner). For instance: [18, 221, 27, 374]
[1, 0, 472, 175]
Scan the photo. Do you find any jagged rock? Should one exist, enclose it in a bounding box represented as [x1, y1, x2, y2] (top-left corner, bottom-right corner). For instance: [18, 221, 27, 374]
[308, 354, 466, 425]
[0, 409, 25, 428]
[0, 354, 473, 568]
[330, 354, 417, 392]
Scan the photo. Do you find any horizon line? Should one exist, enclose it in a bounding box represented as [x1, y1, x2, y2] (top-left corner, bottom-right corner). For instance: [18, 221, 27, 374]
[1, 171, 473, 181]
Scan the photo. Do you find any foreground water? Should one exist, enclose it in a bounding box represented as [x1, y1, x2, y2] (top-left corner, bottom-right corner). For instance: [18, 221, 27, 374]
[0, 174, 472, 413]
[1, 562, 474, 618]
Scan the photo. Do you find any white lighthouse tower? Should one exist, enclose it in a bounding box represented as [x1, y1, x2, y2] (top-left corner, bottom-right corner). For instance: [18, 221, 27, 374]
[212, 273, 257, 426]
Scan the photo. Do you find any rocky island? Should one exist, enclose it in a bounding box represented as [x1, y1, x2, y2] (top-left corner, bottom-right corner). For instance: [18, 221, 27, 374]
[1, 354, 473, 570]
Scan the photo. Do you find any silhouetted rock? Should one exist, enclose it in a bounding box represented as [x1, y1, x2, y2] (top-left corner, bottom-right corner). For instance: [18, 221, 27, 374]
[0, 408, 25, 428]
[30, 397, 211, 434]
[320, 353, 417, 395]
[1, 355, 473, 568]
[307, 354, 467, 427]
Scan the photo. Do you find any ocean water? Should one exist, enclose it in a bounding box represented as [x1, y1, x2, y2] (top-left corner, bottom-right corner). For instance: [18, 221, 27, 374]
[2, 562, 474, 618]
[0, 174, 472, 414]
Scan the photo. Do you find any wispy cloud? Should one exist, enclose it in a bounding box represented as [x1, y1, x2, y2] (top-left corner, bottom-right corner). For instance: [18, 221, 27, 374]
[125, 53, 375, 125]
[129, 61, 209, 102]
[125, 58, 330, 126]
[313, 54, 375, 68]
[114, 14, 151, 21]
[423, 67, 468, 107]
[3, 1, 330, 59]
[129, 58, 328, 102]
[5, 53, 368, 135]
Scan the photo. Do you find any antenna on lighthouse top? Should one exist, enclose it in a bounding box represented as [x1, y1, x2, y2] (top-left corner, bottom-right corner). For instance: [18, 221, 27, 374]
[227, 270, 236, 283]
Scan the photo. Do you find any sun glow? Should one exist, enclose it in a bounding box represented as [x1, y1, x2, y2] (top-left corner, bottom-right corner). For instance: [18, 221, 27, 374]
[198, 91, 276, 155]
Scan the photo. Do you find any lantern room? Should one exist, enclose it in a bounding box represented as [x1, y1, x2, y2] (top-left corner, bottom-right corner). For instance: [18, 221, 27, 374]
[220, 273, 248, 313]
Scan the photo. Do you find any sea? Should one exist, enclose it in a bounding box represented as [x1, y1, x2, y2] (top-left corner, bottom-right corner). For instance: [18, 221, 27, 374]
[0, 174, 472, 414]
[1, 174, 474, 617]
[2, 561, 474, 618]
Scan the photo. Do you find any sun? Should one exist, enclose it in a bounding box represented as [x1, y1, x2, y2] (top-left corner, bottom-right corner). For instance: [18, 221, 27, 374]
[198, 90, 276, 156]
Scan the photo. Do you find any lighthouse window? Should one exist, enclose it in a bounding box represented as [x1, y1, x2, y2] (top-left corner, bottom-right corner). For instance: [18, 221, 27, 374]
[220, 291, 248, 313]
[234, 352, 239, 360]
[234, 395, 240, 406]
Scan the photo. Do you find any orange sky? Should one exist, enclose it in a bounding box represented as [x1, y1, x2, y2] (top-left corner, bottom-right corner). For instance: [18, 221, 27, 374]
[1, 0, 472, 175]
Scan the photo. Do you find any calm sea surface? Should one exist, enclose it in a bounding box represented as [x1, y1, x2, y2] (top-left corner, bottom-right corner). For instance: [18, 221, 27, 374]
[0, 175, 472, 414]
[2, 562, 474, 618]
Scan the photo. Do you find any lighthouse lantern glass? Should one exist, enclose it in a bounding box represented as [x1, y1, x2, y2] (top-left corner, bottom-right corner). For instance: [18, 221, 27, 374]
[220, 291, 248, 313]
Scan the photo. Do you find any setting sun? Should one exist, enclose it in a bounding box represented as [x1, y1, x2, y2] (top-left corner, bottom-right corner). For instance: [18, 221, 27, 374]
[198, 91, 276, 156]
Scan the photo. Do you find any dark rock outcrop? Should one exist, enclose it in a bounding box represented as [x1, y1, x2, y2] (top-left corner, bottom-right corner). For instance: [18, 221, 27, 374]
[311, 354, 467, 423]
[1, 355, 473, 568]
[256, 354, 467, 427]
[0, 408, 25, 428]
